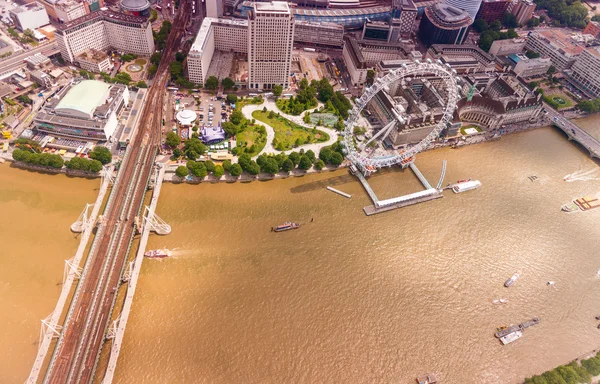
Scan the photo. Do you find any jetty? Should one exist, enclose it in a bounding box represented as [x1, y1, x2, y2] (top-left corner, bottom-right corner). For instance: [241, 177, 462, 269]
[326, 186, 351, 198]
[353, 160, 444, 216]
[495, 317, 541, 338]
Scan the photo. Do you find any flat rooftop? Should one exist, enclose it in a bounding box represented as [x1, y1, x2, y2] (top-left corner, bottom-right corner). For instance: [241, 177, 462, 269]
[55, 10, 148, 32]
[534, 29, 587, 57]
[254, 1, 290, 13]
[190, 17, 248, 54]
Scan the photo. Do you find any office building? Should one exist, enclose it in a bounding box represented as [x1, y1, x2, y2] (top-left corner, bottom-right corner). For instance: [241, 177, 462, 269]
[426, 44, 496, 73]
[33, 79, 129, 141]
[342, 35, 409, 86]
[488, 38, 526, 56]
[248, 1, 295, 90]
[457, 74, 543, 129]
[77, 48, 113, 73]
[418, 3, 472, 47]
[294, 21, 344, 47]
[476, 0, 510, 24]
[508, 0, 535, 25]
[525, 29, 585, 71]
[206, 0, 223, 18]
[187, 17, 248, 85]
[567, 48, 600, 98]
[54, 0, 87, 23]
[55, 11, 154, 66]
[442, 0, 481, 20]
[9, 3, 50, 32]
[512, 56, 551, 78]
[393, 0, 417, 36]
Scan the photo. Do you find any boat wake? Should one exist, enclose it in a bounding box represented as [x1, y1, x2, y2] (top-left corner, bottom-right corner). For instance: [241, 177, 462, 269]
[564, 168, 600, 182]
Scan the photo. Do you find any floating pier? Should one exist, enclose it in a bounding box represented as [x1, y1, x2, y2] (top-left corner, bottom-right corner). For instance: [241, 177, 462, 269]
[326, 186, 352, 198]
[352, 161, 444, 216]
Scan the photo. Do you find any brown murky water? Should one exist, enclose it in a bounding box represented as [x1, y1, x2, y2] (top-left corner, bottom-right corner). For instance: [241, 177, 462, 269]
[111, 127, 600, 383]
[4, 126, 600, 383]
[0, 166, 97, 383]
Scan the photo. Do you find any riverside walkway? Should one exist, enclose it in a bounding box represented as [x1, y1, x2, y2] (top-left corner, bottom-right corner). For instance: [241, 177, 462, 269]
[545, 104, 600, 159]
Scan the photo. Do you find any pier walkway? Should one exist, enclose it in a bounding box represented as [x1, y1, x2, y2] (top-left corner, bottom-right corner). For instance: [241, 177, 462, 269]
[27, 166, 114, 384]
[409, 162, 432, 189]
[102, 164, 167, 384]
[545, 105, 600, 159]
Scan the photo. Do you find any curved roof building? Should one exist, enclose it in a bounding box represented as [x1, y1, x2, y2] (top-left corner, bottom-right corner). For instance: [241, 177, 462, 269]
[120, 0, 151, 17]
[442, 0, 482, 20]
[55, 80, 112, 119]
[176, 109, 197, 126]
[418, 4, 472, 47]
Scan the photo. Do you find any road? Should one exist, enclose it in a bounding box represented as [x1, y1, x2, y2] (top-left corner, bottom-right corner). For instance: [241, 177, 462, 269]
[0, 42, 59, 78]
[39, 3, 190, 383]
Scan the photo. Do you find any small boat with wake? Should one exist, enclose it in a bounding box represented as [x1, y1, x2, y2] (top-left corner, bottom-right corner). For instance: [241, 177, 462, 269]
[144, 249, 171, 258]
[273, 222, 300, 232]
[561, 202, 580, 213]
[492, 298, 509, 305]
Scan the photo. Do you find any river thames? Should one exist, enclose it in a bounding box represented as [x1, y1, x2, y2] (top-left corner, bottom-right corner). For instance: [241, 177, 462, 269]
[3, 126, 600, 383]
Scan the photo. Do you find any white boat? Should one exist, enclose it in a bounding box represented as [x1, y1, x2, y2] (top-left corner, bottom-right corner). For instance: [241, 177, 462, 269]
[492, 299, 509, 305]
[452, 180, 482, 194]
[500, 330, 523, 345]
[505, 272, 520, 287]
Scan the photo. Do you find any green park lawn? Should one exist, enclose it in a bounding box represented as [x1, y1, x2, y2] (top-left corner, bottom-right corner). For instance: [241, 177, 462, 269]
[252, 110, 329, 151]
[236, 124, 267, 157]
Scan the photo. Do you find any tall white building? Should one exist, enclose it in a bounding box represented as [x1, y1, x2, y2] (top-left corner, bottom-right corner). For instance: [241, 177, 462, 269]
[9, 3, 50, 32]
[55, 11, 154, 67]
[248, 1, 294, 90]
[54, 0, 86, 23]
[568, 48, 600, 98]
[205, 0, 223, 18]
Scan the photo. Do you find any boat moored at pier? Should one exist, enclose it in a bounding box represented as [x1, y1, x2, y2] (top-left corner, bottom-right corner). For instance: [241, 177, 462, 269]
[500, 330, 523, 345]
[452, 180, 482, 194]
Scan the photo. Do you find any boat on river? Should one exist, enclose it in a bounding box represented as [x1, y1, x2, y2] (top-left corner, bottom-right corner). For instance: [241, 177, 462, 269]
[505, 272, 520, 287]
[561, 202, 580, 213]
[273, 222, 300, 232]
[500, 330, 522, 345]
[452, 180, 482, 193]
[144, 249, 171, 258]
[492, 298, 508, 305]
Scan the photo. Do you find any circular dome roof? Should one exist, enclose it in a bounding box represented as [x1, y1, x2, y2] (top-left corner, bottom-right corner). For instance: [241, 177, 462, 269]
[176, 109, 197, 126]
[120, 0, 150, 12]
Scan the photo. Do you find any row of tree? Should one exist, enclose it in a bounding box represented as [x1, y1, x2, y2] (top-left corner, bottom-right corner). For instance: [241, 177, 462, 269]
[525, 359, 594, 384]
[66, 157, 103, 173]
[576, 98, 600, 113]
[175, 159, 225, 179]
[12, 149, 64, 169]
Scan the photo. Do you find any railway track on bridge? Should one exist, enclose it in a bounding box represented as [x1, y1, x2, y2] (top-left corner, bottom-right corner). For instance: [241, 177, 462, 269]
[35, 3, 191, 383]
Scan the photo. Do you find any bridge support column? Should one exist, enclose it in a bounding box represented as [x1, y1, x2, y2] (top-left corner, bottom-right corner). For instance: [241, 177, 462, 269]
[70, 203, 94, 233]
[143, 206, 171, 235]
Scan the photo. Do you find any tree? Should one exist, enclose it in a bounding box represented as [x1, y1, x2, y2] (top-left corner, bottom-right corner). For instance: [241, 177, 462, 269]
[221, 77, 235, 90]
[282, 158, 294, 172]
[226, 94, 237, 104]
[223, 159, 232, 172]
[547, 66, 556, 75]
[23, 29, 35, 39]
[473, 19, 489, 33]
[288, 152, 301, 165]
[526, 49, 540, 59]
[183, 138, 207, 159]
[299, 78, 309, 90]
[490, 20, 502, 31]
[527, 18, 540, 29]
[186, 160, 207, 178]
[230, 110, 243, 125]
[319, 147, 333, 163]
[245, 161, 260, 175]
[229, 163, 242, 177]
[17, 95, 33, 105]
[121, 53, 137, 62]
[175, 166, 188, 178]
[222, 121, 238, 136]
[166, 131, 181, 148]
[90, 146, 112, 165]
[213, 164, 224, 178]
[305, 149, 316, 163]
[314, 159, 325, 170]
[89, 159, 103, 173]
[136, 80, 148, 88]
[273, 84, 283, 97]
[502, 12, 519, 28]
[366, 69, 376, 85]
[205, 76, 219, 90]
[329, 152, 343, 167]
[150, 52, 162, 66]
[172, 148, 182, 158]
[593, 15, 600, 22]
[175, 52, 186, 62]
[298, 155, 312, 170]
[170, 61, 184, 79]
[149, 8, 158, 22]
[204, 160, 215, 173]
[261, 157, 280, 174]
[147, 64, 158, 77]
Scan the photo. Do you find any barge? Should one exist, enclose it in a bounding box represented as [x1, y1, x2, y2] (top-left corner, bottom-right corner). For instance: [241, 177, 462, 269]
[273, 222, 300, 232]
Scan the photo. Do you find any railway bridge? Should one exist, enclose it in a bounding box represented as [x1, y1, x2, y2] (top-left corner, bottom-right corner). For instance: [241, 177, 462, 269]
[27, 2, 190, 383]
